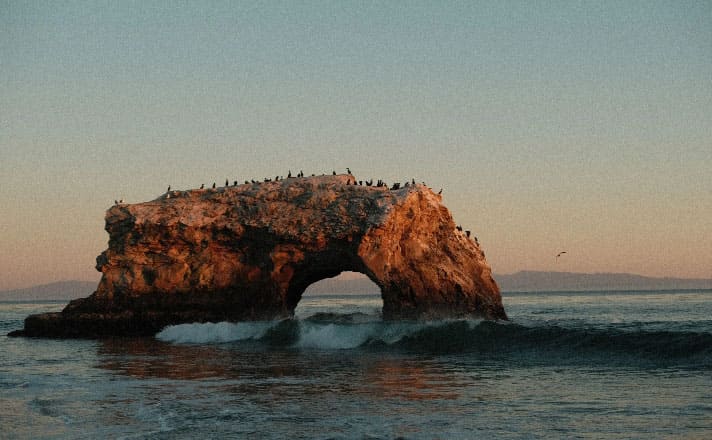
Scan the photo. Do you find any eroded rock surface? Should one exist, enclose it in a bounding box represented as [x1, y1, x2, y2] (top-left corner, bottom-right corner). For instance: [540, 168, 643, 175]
[15, 175, 505, 337]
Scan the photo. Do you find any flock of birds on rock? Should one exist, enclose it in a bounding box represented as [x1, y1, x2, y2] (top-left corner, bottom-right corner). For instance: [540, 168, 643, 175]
[112, 168, 485, 243]
[115, 169, 443, 205]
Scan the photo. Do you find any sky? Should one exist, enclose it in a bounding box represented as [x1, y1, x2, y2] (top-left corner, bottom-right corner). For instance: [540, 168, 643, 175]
[1, 1, 711, 290]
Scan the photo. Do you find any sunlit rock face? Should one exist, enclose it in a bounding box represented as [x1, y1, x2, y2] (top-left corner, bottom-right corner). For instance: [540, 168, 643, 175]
[16, 175, 505, 337]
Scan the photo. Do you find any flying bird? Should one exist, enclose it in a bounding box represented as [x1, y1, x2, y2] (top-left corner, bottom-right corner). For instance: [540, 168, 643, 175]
[556, 251, 567, 258]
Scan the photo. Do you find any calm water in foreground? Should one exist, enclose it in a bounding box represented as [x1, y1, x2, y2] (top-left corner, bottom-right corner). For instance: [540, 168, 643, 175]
[1, 290, 711, 439]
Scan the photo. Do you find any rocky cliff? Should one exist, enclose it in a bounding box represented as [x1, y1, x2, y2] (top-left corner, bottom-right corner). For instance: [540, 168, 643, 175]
[14, 174, 505, 337]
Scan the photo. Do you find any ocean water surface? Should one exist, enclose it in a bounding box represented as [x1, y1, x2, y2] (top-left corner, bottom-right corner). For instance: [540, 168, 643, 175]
[1, 290, 711, 439]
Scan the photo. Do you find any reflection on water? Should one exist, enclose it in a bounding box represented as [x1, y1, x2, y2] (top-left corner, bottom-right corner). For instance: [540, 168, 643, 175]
[365, 360, 462, 401]
[98, 338, 230, 380]
[96, 337, 465, 402]
[98, 338, 308, 381]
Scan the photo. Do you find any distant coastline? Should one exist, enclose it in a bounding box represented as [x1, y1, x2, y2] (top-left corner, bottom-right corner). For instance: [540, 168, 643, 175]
[0, 281, 96, 301]
[495, 271, 712, 292]
[2, 272, 710, 301]
[303, 271, 712, 295]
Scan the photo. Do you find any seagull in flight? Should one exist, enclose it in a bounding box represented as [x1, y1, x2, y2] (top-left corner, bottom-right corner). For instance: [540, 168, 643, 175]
[556, 251, 567, 258]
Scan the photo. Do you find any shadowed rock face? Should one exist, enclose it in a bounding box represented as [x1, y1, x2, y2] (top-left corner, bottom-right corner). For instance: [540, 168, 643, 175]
[14, 175, 505, 338]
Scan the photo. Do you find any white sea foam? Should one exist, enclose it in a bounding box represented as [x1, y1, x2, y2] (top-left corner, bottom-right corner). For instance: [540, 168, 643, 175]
[155, 317, 484, 349]
[295, 322, 376, 349]
[294, 320, 432, 349]
[156, 321, 276, 343]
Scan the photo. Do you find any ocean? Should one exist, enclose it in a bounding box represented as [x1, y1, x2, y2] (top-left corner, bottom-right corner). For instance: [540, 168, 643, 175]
[2, 290, 711, 439]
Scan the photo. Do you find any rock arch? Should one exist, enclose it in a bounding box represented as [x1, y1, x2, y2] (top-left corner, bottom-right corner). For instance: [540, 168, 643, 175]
[14, 175, 506, 338]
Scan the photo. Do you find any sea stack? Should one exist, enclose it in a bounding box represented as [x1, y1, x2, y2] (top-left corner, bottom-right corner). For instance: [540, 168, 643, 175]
[13, 174, 505, 337]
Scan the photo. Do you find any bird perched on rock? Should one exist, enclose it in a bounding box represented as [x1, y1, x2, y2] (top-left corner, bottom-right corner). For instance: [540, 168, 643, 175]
[347, 167, 351, 174]
[167, 185, 171, 192]
[200, 184, 204, 189]
[212, 182, 216, 189]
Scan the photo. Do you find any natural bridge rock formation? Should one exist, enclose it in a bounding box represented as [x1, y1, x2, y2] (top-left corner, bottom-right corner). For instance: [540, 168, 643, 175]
[15, 175, 506, 337]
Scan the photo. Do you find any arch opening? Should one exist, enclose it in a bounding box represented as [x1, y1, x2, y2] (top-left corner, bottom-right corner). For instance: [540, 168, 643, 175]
[291, 271, 383, 319]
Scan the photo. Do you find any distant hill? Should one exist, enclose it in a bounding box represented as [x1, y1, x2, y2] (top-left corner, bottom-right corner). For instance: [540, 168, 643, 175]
[0, 281, 96, 301]
[4, 271, 710, 301]
[495, 271, 712, 292]
[305, 271, 712, 294]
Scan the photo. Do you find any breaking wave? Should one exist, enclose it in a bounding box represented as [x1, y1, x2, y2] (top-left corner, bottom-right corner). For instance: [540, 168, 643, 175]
[156, 321, 277, 344]
[155, 313, 712, 364]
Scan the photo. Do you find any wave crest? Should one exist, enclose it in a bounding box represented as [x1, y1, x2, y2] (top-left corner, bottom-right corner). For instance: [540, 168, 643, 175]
[156, 315, 712, 362]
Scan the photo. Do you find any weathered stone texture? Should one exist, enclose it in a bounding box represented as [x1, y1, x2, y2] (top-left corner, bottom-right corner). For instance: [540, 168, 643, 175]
[14, 175, 505, 337]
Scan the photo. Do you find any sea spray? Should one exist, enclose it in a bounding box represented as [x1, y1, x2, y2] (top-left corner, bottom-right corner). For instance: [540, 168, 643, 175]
[155, 314, 712, 364]
[155, 317, 421, 348]
[155, 315, 483, 351]
[156, 321, 276, 344]
[293, 320, 428, 349]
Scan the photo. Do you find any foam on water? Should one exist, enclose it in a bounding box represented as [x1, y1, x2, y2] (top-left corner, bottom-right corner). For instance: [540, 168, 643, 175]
[154, 314, 712, 365]
[294, 320, 438, 349]
[156, 316, 460, 349]
[156, 321, 276, 343]
[295, 322, 374, 349]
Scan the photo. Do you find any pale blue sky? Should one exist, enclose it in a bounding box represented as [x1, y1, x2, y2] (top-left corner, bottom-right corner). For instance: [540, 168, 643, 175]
[1, 1, 711, 289]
